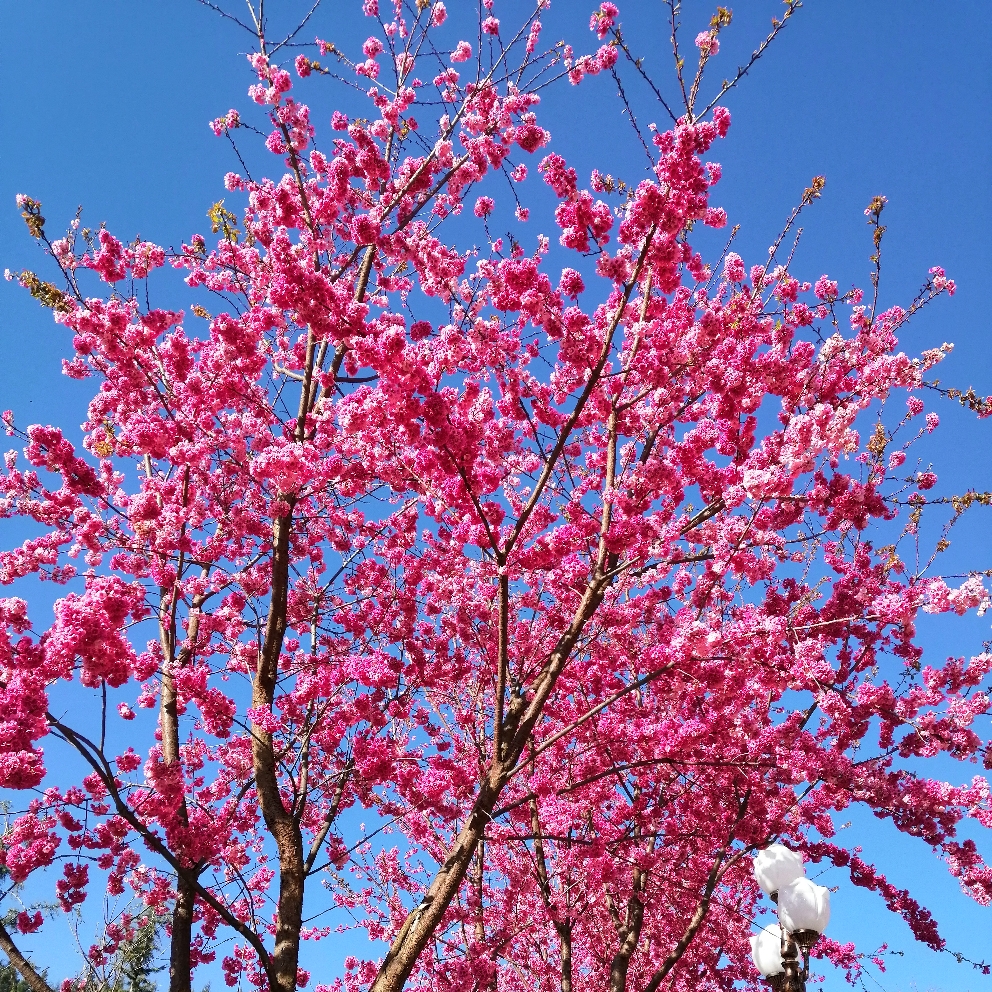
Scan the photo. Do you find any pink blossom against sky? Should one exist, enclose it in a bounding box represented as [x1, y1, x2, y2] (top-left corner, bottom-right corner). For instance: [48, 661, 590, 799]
[0, 3, 989, 991]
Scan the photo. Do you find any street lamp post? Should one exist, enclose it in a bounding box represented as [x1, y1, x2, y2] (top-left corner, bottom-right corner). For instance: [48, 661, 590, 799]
[750, 845, 831, 991]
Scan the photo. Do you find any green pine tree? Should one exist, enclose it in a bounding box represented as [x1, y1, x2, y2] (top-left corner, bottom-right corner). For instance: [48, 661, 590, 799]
[76, 915, 163, 992]
[113, 918, 160, 992]
[0, 960, 40, 992]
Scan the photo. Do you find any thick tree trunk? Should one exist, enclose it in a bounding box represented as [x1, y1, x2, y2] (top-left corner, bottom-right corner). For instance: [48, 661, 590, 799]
[160, 588, 205, 992]
[169, 874, 196, 992]
[271, 822, 306, 992]
[557, 922, 573, 992]
[254, 508, 307, 992]
[607, 866, 646, 992]
[607, 901, 643, 992]
[0, 921, 55, 992]
[369, 775, 502, 992]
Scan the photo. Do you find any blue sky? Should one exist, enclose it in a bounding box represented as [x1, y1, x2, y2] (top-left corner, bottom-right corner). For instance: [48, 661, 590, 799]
[0, 1, 990, 990]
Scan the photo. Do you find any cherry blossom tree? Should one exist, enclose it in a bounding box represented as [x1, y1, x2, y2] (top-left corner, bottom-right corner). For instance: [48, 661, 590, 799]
[1, 3, 990, 992]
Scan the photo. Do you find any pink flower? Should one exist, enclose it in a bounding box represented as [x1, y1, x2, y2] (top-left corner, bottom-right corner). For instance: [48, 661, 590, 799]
[357, 58, 380, 80]
[704, 206, 727, 228]
[451, 40, 472, 62]
[590, 2, 619, 39]
[85, 229, 127, 283]
[723, 252, 746, 283]
[352, 216, 381, 245]
[247, 707, 282, 734]
[925, 412, 940, 433]
[526, 19, 542, 54]
[917, 471, 938, 491]
[558, 268, 585, 298]
[907, 396, 925, 417]
[482, 16, 500, 35]
[431, 2, 447, 26]
[363, 36, 384, 58]
[295, 54, 312, 78]
[927, 266, 956, 295]
[814, 275, 839, 301]
[117, 702, 136, 721]
[16, 912, 42, 935]
[474, 196, 495, 218]
[56, 863, 89, 912]
[695, 31, 719, 56]
[115, 748, 142, 773]
[266, 130, 288, 155]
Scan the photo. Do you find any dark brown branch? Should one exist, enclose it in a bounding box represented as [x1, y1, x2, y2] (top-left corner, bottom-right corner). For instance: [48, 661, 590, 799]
[641, 797, 749, 992]
[46, 715, 272, 971]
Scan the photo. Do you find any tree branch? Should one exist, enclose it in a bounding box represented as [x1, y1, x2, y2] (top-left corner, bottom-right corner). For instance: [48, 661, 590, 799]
[0, 921, 56, 992]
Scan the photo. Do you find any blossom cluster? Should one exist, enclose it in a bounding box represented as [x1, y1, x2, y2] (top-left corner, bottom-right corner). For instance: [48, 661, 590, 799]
[1, 4, 988, 992]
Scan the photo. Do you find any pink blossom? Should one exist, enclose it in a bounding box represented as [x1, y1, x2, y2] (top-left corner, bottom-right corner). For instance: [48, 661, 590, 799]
[590, 2, 619, 39]
[16, 911, 42, 935]
[247, 707, 282, 734]
[84, 229, 127, 283]
[115, 748, 142, 773]
[3, 12, 986, 990]
[723, 252, 746, 282]
[704, 206, 727, 228]
[526, 19, 542, 54]
[815, 274, 839, 301]
[695, 30, 720, 55]
[558, 268, 585, 298]
[357, 58, 381, 80]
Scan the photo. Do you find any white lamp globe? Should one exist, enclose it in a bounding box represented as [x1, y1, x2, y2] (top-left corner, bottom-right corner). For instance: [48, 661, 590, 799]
[750, 924, 785, 977]
[777, 876, 831, 937]
[753, 844, 805, 897]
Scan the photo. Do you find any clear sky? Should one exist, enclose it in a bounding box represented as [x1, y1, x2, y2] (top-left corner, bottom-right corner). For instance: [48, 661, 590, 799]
[0, 2, 990, 991]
